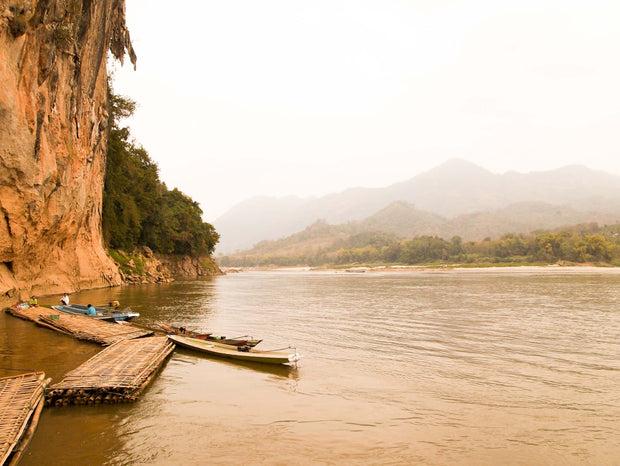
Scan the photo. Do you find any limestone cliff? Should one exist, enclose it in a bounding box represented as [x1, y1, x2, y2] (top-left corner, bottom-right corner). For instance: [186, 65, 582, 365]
[0, 0, 136, 304]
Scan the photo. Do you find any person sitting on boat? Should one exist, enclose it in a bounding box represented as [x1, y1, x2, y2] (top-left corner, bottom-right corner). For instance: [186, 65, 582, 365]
[86, 304, 97, 315]
[60, 293, 70, 305]
[29, 295, 38, 307]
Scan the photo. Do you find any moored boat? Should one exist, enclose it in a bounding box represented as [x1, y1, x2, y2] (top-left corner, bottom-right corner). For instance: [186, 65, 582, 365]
[158, 322, 262, 347]
[168, 335, 300, 365]
[52, 304, 139, 322]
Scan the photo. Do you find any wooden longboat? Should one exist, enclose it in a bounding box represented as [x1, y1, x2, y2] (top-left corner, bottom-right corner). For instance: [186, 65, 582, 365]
[158, 323, 262, 347]
[168, 335, 300, 365]
[52, 304, 139, 322]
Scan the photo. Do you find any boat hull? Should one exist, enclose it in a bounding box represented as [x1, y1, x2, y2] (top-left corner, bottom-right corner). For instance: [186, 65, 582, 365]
[168, 335, 299, 365]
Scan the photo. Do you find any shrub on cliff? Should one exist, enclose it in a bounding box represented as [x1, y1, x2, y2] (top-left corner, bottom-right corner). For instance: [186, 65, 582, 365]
[102, 88, 219, 256]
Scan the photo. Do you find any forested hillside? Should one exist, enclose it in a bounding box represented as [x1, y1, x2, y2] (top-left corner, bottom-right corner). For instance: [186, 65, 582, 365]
[102, 87, 219, 257]
[219, 222, 620, 268]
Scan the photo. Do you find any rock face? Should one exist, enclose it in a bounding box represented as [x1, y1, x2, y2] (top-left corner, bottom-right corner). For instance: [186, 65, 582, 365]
[156, 254, 223, 280]
[0, 0, 136, 304]
[110, 247, 223, 285]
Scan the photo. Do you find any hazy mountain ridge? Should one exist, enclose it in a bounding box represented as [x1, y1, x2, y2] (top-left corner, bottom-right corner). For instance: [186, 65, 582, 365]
[214, 160, 620, 253]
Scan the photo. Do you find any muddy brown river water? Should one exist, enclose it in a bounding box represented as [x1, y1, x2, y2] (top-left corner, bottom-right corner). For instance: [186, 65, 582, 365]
[2, 268, 619, 465]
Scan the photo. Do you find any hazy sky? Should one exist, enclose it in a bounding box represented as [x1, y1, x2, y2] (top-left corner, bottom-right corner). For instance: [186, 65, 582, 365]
[111, 0, 620, 220]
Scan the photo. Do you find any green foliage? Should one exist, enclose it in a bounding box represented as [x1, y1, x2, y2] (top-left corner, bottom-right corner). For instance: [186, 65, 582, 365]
[108, 249, 127, 267]
[102, 85, 219, 257]
[52, 24, 74, 48]
[51, 0, 82, 49]
[108, 249, 145, 276]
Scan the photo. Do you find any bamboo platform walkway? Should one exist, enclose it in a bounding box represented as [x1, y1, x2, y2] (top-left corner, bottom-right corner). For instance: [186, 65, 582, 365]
[4, 307, 152, 346]
[46, 337, 175, 406]
[0, 372, 50, 466]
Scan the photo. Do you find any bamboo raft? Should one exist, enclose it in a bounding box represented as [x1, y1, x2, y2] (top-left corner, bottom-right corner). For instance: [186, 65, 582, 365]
[4, 307, 152, 346]
[4, 306, 61, 330]
[46, 337, 174, 406]
[0, 372, 50, 466]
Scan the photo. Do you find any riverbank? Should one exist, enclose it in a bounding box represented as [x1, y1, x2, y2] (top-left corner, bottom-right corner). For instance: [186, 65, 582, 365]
[221, 261, 620, 274]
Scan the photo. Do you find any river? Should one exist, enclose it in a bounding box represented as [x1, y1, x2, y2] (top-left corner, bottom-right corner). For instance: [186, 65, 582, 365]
[2, 268, 619, 465]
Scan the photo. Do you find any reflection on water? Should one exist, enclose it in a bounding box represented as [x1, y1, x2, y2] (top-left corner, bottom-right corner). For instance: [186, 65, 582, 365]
[9, 268, 620, 464]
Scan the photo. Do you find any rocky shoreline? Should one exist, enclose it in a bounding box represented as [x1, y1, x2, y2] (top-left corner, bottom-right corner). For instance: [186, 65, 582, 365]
[0, 248, 223, 308]
[116, 247, 223, 285]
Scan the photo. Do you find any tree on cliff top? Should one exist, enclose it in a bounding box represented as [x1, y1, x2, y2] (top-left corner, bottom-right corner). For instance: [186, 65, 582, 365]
[102, 88, 219, 256]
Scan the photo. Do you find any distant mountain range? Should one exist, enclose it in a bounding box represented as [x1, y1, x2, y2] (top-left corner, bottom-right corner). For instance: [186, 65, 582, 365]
[214, 159, 620, 254]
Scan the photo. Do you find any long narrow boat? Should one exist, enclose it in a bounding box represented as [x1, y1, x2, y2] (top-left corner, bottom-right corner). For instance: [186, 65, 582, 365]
[168, 335, 300, 365]
[158, 322, 262, 347]
[52, 304, 139, 322]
